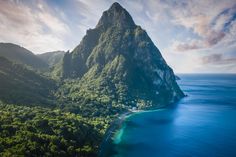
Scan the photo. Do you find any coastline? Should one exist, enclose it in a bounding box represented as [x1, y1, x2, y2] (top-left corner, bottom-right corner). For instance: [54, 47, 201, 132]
[98, 111, 132, 157]
[98, 99, 185, 157]
[98, 108, 166, 157]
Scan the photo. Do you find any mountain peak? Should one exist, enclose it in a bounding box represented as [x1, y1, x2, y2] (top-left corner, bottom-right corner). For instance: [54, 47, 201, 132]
[60, 2, 184, 109]
[96, 2, 135, 28]
[109, 2, 123, 11]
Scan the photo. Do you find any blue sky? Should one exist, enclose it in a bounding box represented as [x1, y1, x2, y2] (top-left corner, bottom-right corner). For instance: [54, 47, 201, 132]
[0, 0, 236, 73]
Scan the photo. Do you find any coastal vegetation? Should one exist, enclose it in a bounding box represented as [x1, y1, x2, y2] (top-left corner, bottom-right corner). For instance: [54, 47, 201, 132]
[0, 102, 110, 156]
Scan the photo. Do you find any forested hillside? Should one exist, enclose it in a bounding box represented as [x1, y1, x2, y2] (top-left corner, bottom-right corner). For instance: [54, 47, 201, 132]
[0, 57, 114, 156]
[0, 57, 55, 106]
[37, 51, 65, 67]
[0, 102, 110, 156]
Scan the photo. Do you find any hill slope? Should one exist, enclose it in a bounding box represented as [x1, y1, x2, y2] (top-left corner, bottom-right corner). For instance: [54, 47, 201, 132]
[0, 43, 48, 69]
[37, 51, 65, 67]
[0, 57, 55, 106]
[59, 2, 184, 110]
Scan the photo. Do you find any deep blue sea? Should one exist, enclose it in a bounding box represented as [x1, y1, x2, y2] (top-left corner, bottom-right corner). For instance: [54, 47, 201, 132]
[109, 74, 236, 157]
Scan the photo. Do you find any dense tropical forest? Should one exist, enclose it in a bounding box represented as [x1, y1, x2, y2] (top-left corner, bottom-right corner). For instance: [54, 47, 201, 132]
[0, 102, 110, 156]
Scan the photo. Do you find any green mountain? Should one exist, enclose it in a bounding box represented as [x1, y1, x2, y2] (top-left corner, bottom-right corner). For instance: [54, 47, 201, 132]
[0, 57, 55, 106]
[59, 2, 184, 110]
[37, 51, 65, 67]
[0, 3, 184, 156]
[0, 43, 48, 69]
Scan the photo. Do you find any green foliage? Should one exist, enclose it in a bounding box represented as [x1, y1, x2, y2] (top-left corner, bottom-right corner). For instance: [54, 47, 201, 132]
[0, 57, 56, 106]
[0, 102, 110, 156]
[37, 51, 65, 67]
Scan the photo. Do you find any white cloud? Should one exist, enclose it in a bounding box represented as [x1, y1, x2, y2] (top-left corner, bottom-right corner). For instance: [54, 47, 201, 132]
[0, 0, 70, 53]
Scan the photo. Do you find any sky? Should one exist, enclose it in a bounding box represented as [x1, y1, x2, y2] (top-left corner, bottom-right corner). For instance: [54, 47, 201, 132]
[0, 0, 236, 73]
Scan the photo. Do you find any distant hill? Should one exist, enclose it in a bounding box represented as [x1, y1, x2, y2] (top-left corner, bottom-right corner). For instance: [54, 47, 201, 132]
[37, 51, 65, 67]
[0, 43, 48, 69]
[0, 57, 55, 106]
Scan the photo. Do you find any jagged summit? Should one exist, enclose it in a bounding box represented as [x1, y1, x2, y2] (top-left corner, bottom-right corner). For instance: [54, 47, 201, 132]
[109, 2, 124, 11]
[96, 2, 135, 28]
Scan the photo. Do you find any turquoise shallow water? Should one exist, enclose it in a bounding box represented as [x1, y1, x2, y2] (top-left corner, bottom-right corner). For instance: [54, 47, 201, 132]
[108, 74, 236, 157]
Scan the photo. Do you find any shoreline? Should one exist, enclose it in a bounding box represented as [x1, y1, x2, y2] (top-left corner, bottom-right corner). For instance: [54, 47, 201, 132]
[98, 108, 165, 157]
[98, 100, 184, 156]
[98, 111, 131, 157]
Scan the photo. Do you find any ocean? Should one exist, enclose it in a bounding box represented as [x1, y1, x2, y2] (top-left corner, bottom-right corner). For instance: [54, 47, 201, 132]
[105, 74, 236, 157]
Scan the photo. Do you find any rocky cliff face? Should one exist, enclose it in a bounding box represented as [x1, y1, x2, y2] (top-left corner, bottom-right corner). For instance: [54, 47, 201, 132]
[60, 2, 184, 109]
